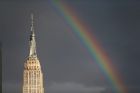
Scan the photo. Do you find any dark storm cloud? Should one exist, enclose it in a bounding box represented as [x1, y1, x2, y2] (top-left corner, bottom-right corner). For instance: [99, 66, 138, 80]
[65, 0, 140, 85]
[2, 82, 21, 93]
[47, 82, 105, 93]
[1, 0, 140, 93]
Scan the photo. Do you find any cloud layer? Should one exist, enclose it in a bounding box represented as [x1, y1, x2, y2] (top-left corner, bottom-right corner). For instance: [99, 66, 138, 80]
[47, 82, 105, 93]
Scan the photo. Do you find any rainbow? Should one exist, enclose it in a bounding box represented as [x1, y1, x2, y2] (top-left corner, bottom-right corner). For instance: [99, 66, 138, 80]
[50, 0, 127, 93]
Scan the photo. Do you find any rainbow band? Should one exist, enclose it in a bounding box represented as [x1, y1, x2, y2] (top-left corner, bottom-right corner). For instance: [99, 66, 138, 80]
[50, 1, 127, 93]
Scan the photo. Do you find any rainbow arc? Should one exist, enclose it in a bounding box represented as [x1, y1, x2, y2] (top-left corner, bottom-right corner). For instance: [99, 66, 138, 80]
[50, 1, 127, 93]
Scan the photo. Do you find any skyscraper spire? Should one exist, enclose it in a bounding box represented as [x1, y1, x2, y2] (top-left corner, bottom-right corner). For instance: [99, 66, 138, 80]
[23, 14, 44, 93]
[29, 13, 37, 57]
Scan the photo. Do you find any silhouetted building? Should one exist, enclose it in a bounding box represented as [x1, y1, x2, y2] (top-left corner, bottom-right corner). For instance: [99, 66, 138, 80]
[0, 42, 2, 93]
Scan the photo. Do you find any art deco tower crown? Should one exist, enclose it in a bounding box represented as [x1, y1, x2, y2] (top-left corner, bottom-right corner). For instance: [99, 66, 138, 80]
[23, 14, 44, 93]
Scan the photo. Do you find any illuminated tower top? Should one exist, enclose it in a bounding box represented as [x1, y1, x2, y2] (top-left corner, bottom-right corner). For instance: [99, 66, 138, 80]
[23, 14, 44, 93]
[29, 13, 37, 58]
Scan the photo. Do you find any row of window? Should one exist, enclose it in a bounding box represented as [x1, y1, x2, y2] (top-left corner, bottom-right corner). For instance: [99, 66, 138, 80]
[24, 79, 41, 85]
[23, 88, 41, 93]
[25, 66, 40, 70]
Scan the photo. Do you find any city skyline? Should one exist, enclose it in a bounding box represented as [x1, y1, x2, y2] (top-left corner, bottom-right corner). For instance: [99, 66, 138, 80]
[1, 0, 140, 93]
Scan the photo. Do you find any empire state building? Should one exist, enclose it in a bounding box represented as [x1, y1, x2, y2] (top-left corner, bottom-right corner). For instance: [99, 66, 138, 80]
[23, 14, 44, 93]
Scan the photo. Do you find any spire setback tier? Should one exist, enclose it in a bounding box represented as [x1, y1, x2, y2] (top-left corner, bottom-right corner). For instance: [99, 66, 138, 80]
[29, 13, 37, 58]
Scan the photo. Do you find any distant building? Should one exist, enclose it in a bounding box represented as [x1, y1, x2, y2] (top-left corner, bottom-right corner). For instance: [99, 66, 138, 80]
[0, 42, 2, 93]
[22, 14, 44, 93]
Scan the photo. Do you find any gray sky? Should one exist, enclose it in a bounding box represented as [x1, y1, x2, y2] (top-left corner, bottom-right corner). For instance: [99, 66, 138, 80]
[1, 0, 140, 93]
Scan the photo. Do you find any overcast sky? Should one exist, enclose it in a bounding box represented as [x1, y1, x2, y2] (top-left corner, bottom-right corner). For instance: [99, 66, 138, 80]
[1, 0, 140, 93]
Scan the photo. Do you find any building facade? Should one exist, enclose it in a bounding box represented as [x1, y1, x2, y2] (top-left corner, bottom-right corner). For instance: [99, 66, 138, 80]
[23, 14, 44, 93]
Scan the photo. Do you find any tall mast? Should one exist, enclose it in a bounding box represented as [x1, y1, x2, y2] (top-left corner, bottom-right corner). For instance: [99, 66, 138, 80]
[29, 13, 37, 57]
